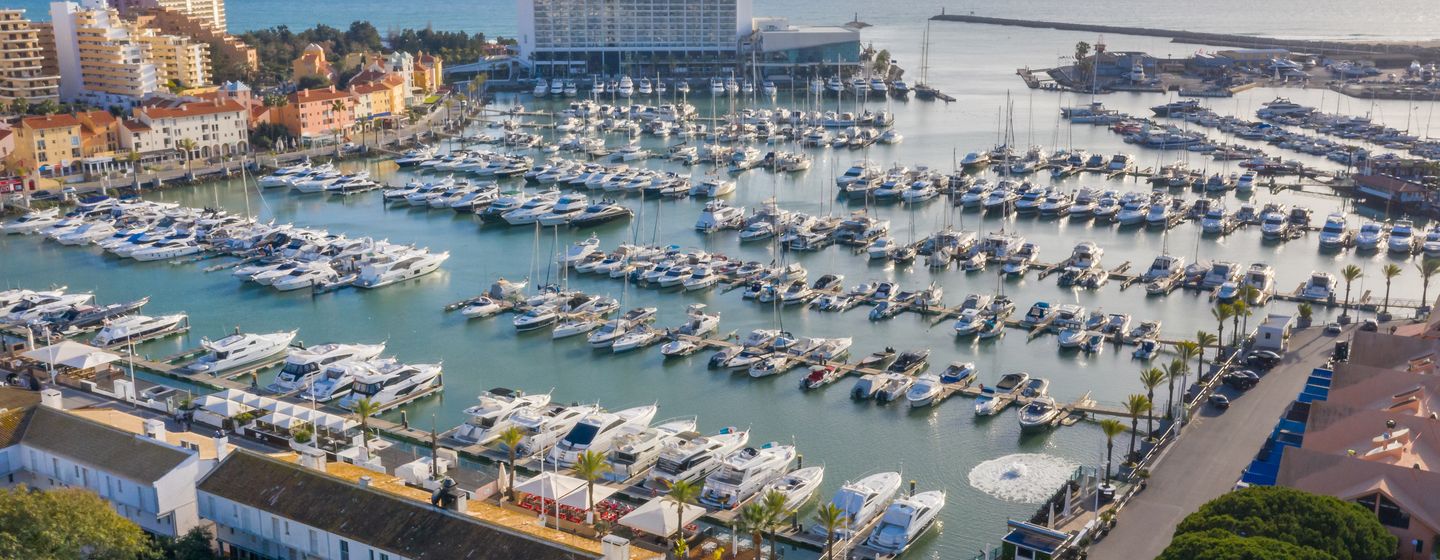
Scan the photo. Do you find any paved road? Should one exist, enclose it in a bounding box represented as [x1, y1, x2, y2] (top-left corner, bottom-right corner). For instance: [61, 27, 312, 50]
[1090, 326, 1340, 559]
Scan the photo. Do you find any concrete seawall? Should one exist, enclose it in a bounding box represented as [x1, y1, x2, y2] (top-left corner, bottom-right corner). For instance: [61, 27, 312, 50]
[930, 14, 1440, 64]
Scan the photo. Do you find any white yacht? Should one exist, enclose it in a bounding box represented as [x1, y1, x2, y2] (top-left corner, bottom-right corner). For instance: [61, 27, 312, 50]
[865, 490, 946, 555]
[451, 388, 553, 444]
[1243, 263, 1276, 304]
[905, 374, 944, 407]
[1355, 222, 1386, 251]
[759, 466, 825, 512]
[129, 238, 204, 262]
[1302, 271, 1336, 301]
[1018, 396, 1063, 432]
[2, 210, 61, 234]
[181, 330, 297, 375]
[699, 443, 797, 509]
[337, 360, 442, 410]
[809, 472, 903, 540]
[513, 404, 600, 456]
[1389, 220, 1418, 254]
[265, 342, 386, 394]
[90, 313, 188, 348]
[270, 262, 338, 292]
[603, 418, 700, 482]
[646, 428, 750, 490]
[1317, 213, 1351, 250]
[548, 404, 658, 467]
[303, 358, 394, 402]
[355, 251, 449, 289]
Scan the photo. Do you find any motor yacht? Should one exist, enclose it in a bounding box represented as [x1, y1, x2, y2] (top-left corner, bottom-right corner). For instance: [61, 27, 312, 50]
[905, 374, 944, 407]
[266, 342, 386, 394]
[90, 313, 188, 348]
[975, 372, 1029, 415]
[1019, 396, 1063, 432]
[512, 404, 600, 456]
[699, 443, 797, 509]
[354, 250, 449, 289]
[549, 404, 658, 467]
[1302, 271, 1336, 301]
[180, 330, 296, 375]
[450, 389, 553, 444]
[1389, 220, 1418, 254]
[2, 210, 61, 234]
[809, 472, 903, 540]
[270, 262, 338, 292]
[865, 490, 946, 555]
[603, 417, 699, 482]
[1317, 213, 1351, 250]
[337, 360, 442, 410]
[646, 428, 750, 490]
[1355, 222, 1386, 251]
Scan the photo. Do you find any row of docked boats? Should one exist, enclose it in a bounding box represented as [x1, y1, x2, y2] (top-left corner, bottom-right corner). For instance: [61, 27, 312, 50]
[444, 384, 942, 554]
[229, 229, 449, 292]
[0, 287, 190, 348]
[257, 161, 380, 194]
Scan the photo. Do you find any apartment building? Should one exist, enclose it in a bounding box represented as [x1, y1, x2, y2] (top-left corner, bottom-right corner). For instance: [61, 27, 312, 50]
[49, 0, 210, 107]
[110, 0, 226, 31]
[274, 86, 355, 141]
[0, 10, 60, 104]
[0, 389, 216, 538]
[517, 0, 752, 76]
[12, 113, 81, 174]
[127, 97, 247, 160]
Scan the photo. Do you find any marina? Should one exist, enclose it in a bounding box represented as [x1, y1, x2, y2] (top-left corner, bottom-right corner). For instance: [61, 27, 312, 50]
[3, 5, 1439, 558]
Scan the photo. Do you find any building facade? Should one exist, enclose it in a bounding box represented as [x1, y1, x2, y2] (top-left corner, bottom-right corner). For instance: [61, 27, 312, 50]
[517, 0, 753, 77]
[48, 0, 211, 107]
[291, 43, 335, 84]
[13, 113, 82, 174]
[110, 0, 226, 31]
[0, 10, 61, 104]
[274, 86, 355, 141]
[130, 98, 248, 160]
[0, 389, 213, 539]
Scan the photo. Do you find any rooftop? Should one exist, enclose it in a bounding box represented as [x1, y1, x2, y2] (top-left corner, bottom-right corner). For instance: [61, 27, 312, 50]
[20, 405, 193, 484]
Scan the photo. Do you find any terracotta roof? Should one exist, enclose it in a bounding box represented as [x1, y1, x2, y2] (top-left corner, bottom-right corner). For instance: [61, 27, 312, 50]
[346, 68, 390, 87]
[198, 451, 601, 560]
[142, 99, 246, 119]
[351, 81, 396, 95]
[290, 87, 354, 104]
[1279, 446, 1440, 536]
[22, 114, 81, 130]
[121, 119, 151, 132]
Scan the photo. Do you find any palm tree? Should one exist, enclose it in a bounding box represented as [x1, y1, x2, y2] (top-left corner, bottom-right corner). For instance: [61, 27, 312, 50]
[1162, 358, 1187, 419]
[1381, 263, 1403, 315]
[1229, 300, 1247, 346]
[573, 450, 610, 528]
[176, 138, 198, 175]
[1138, 368, 1165, 436]
[1125, 394, 1151, 461]
[667, 479, 701, 550]
[330, 99, 348, 154]
[498, 426, 524, 501]
[815, 503, 846, 560]
[1173, 342, 1199, 409]
[1212, 304, 1232, 355]
[762, 490, 791, 558]
[1099, 419, 1126, 483]
[1416, 259, 1440, 307]
[125, 151, 141, 187]
[739, 503, 770, 558]
[1340, 264, 1363, 320]
[351, 397, 380, 459]
[1194, 331, 1217, 377]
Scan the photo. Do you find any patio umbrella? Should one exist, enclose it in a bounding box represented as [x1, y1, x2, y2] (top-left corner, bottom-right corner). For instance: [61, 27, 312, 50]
[22, 340, 98, 366]
[58, 350, 122, 370]
[619, 496, 706, 537]
[512, 472, 585, 501]
[558, 482, 619, 510]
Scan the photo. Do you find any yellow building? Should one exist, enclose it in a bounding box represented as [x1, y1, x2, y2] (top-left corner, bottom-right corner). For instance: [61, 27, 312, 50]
[0, 9, 60, 104]
[111, 0, 227, 31]
[13, 113, 82, 175]
[349, 74, 405, 120]
[291, 43, 335, 84]
[414, 52, 443, 94]
[134, 26, 210, 88]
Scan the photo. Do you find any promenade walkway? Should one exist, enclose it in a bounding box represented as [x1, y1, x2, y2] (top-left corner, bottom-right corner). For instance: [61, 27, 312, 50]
[1089, 325, 1342, 559]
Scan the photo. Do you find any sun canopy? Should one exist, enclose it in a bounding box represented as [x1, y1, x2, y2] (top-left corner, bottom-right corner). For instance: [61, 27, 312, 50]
[22, 341, 102, 366]
[619, 496, 706, 537]
[513, 472, 585, 501]
[558, 482, 620, 510]
[58, 350, 122, 370]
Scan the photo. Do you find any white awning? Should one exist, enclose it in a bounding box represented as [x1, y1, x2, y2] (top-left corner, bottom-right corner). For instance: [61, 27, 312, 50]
[619, 496, 706, 537]
[512, 472, 585, 502]
[558, 482, 619, 510]
[22, 341, 101, 366]
[58, 350, 122, 370]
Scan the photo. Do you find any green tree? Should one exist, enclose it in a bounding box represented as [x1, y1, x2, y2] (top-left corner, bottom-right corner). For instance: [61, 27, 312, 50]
[351, 397, 380, 459]
[1340, 264, 1363, 319]
[1163, 358, 1188, 419]
[814, 502, 846, 560]
[297, 75, 330, 90]
[0, 485, 155, 559]
[1195, 331, 1218, 378]
[1125, 393, 1150, 461]
[498, 426, 523, 501]
[1416, 258, 1440, 306]
[176, 138, 198, 175]
[1099, 418, 1126, 483]
[1213, 304, 1233, 355]
[1163, 486, 1396, 560]
[1159, 529, 1334, 560]
[666, 480, 701, 551]
[1139, 367, 1165, 437]
[1380, 263, 1402, 314]
[572, 450, 610, 529]
[1230, 300, 1248, 346]
[738, 503, 770, 558]
[159, 526, 221, 559]
[761, 489, 791, 558]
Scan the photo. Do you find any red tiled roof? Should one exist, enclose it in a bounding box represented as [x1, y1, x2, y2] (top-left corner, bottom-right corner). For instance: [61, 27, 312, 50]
[23, 114, 81, 130]
[122, 120, 151, 132]
[142, 99, 246, 119]
[290, 87, 354, 104]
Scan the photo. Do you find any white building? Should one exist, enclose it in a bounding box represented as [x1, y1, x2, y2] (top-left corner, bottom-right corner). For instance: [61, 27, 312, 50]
[516, 0, 752, 77]
[129, 98, 249, 159]
[0, 388, 219, 538]
[198, 450, 617, 560]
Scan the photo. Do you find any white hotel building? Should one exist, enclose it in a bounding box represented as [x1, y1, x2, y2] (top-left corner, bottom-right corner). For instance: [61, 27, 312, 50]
[517, 0, 753, 77]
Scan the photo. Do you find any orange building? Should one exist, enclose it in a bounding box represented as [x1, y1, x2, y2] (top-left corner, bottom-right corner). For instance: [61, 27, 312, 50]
[274, 86, 354, 141]
[414, 52, 443, 94]
[291, 43, 334, 84]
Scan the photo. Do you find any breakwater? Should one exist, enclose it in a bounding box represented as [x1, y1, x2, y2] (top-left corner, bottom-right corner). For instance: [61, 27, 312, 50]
[930, 14, 1440, 63]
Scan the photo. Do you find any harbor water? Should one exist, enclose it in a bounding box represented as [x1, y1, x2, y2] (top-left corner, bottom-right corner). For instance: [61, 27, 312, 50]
[5, 9, 1439, 559]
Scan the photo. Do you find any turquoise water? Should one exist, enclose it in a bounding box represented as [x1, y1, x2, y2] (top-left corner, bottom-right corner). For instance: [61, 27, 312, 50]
[4, 8, 1438, 557]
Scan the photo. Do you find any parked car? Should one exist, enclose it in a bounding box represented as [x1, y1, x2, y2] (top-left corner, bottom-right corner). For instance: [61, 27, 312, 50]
[1245, 350, 1282, 370]
[1209, 394, 1231, 410]
[1223, 370, 1260, 390]
[1324, 322, 1342, 335]
[1359, 319, 1379, 332]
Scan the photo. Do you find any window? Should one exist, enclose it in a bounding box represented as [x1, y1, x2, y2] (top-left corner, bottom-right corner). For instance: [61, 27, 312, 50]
[379, 554, 389, 560]
[339, 541, 349, 560]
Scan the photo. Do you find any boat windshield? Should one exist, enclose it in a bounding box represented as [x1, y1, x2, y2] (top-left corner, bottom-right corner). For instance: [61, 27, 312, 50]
[565, 423, 602, 446]
[711, 467, 747, 485]
[280, 362, 318, 377]
[612, 451, 638, 465]
[354, 381, 384, 395]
